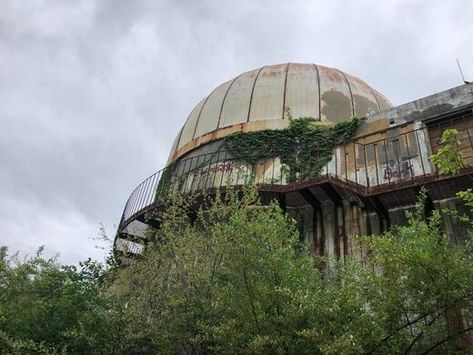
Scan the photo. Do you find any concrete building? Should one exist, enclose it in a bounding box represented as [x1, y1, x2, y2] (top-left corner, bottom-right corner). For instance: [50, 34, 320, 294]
[114, 63, 473, 259]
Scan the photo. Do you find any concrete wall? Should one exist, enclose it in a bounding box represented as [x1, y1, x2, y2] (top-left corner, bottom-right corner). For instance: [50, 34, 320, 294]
[367, 83, 473, 127]
[287, 197, 473, 259]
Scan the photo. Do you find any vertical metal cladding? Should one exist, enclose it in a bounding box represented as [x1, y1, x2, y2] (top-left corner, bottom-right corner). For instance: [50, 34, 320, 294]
[170, 63, 392, 162]
[219, 69, 259, 128]
[248, 64, 286, 121]
[193, 80, 233, 138]
[284, 63, 320, 120]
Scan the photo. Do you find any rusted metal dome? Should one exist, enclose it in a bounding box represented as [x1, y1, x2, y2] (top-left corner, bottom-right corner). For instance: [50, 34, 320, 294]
[168, 63, 392, 162]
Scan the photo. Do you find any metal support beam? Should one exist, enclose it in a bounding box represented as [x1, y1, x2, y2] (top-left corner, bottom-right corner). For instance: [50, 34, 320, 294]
[320, 183, 342, 205]
[298, 188, 321, 209]
[370, 196, 390, 228]
[370, 196, 389, 218]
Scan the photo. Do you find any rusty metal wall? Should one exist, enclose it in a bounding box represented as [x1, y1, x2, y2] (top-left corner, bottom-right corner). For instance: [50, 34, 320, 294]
[248, 64, 286, 121]
[194, 80, 233, 138]
[284, 63, 320, 119]
[219, 69, 258, 128]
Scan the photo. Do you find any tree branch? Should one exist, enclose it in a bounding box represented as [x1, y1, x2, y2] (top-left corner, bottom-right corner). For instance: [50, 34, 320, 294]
[421, 325, 473, 354]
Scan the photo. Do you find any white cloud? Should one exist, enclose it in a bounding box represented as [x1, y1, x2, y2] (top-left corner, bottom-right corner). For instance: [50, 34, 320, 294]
[0, 193, 106, 264]
[0, 0, 96, 40]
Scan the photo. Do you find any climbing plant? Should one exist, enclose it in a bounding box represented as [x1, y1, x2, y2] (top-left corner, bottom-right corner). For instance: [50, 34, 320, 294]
[222, 116, 361, 182]
[429, 128, 465, 175]
[155, 161, 178, 201]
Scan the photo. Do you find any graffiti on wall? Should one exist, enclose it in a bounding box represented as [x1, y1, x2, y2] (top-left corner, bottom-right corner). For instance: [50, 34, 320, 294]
[192, 161, 234, 178]
[383, 160, 414, 181]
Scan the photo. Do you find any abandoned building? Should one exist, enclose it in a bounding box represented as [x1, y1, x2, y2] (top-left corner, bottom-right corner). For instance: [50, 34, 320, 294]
[113, 63, 473, 260]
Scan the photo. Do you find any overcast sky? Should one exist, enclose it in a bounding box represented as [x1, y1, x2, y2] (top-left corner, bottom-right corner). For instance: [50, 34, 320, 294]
[1, 0, 472, 264]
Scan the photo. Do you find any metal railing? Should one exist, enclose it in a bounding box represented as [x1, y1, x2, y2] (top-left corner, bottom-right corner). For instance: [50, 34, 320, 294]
[118, 123, 473, 232]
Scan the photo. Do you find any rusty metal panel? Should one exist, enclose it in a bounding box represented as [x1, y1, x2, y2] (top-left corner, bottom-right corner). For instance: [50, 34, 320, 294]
[318, 65, 353, 123]
[220, 69, 258, 128]
[284, 63, 319, 120]
[345, 73, 380, 117]
[248, 64, 286, 121]
[178, 97, 206, 149]
[194, 79, 233, 138]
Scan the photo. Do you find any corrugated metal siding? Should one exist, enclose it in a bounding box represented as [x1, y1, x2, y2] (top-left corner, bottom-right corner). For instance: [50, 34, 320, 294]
[248, 64, 286, 121]
[193, 80, 232, 138]
[284, 63, 320, 120]
[219, 69, 258, 128]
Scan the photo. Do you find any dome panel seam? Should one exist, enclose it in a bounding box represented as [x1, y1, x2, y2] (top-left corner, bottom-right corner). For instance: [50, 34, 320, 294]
[339, 69, 355, 117]
[247, 66, 266, 122]
[217, 76, 239, 129]
[282, 62, 290, 119]
[314, 64, 321, 121]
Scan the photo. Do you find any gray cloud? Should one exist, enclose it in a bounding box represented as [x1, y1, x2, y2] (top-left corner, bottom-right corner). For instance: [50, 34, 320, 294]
[1, 0, 472, 264]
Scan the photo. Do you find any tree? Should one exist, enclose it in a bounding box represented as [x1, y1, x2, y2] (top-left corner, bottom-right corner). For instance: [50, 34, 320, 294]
[3, 126, 473, 353]
[429, 128, 465, 175]
[112, 184, 473, 354]
[346, 193, 473, 353]
[0, 246, 128, 354]
[115, 187, 331, 353]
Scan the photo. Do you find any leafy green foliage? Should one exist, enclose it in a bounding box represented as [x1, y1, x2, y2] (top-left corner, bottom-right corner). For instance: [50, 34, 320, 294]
[155, 161, 178, 201]
[430, 128, 466, 175]
[222, 116, 360, 182]
[0, 330, 64, 355]
[5, 123, 473, 353]
[0, 247, 128, 354]
[458, 188, 473, 210]
[117, 187, 328, 353]
[114, 186, 473, 353]
[2, 190, 473, 353]
[350, 193, 473, 353]
[430, 128, 473, 224]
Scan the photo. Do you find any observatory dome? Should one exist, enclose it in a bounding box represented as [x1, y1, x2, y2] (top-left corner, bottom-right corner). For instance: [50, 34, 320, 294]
[168, 63, 392, 162]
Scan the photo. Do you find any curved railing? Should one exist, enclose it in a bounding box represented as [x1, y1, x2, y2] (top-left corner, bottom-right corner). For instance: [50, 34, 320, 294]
[117, 122, 473, 236]
[118, 150, 282, 229]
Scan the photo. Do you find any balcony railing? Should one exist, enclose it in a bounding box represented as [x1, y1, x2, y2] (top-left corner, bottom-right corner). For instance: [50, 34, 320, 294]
[117, 123, 473, 235]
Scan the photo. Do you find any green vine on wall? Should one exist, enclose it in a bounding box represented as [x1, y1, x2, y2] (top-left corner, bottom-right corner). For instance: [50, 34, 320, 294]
[222, 116, 361, 182]
[155, 162, 178, 201]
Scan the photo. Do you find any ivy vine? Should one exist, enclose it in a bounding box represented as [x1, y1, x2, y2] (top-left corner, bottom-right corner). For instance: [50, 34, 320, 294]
[155, 162, 178, 201]
[222, 116, 361, 182]
[154, 116, 361, 202]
